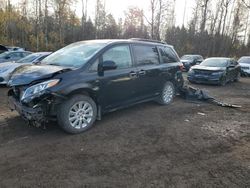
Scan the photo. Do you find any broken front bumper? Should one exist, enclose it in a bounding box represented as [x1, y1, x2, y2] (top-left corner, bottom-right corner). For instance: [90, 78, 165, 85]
[8, 96, 46, 125]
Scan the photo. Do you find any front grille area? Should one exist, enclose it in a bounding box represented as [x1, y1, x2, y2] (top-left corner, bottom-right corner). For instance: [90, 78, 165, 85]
[241, 66, 249, 70]
[194, 70, 212, 75]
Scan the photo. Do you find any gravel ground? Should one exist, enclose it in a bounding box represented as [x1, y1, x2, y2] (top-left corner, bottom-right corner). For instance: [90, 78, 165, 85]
[0, 77, 249, 187]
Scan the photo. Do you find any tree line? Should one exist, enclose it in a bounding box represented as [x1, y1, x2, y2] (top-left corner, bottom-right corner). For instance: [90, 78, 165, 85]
[1, 0, 250, 58]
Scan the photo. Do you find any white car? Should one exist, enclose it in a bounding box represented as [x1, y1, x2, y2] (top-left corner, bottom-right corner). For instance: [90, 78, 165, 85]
[238, 56, 250, 76]
[0, 52, 51, 84]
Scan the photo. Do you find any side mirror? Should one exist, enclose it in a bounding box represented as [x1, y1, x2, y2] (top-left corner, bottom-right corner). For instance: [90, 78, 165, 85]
[98, 60, 117, 75]
[32, 61, 41, 65]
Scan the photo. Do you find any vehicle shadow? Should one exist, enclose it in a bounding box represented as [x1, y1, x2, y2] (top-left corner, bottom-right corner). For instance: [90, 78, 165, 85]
[0, 101, 163, 140]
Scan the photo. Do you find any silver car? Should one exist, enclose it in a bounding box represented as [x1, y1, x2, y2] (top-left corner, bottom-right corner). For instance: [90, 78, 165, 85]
[238, 56, 250, 76]
[0, 52, 52, 84]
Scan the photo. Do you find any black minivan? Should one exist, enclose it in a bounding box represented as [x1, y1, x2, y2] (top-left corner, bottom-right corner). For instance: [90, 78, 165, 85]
[8, 39, 183, 134]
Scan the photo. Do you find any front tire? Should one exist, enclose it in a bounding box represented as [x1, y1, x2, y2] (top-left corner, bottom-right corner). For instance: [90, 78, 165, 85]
[158, 81, 175, 105]
[57, 95, 97, 134]
[219, 76, 227, 86]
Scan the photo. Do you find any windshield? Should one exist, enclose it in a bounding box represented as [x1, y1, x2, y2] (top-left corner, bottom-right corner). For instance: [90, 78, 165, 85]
[181, 55, 196, 60]
[200, 59, 228, 67]
[42, 42, 106, 68]
[239, 57, 250, 64]
[16, 54, 40, 63]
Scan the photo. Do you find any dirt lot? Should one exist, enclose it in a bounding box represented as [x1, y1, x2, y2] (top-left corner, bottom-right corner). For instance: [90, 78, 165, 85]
[0, 77, 249, 187]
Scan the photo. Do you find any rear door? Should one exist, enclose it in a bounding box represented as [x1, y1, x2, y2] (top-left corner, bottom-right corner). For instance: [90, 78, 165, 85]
[131, 44, 162, 100]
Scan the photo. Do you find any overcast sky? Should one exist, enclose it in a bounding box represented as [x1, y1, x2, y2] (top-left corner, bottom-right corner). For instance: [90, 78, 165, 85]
[72, 0, 196, 26]
[11, 0, 196, 26]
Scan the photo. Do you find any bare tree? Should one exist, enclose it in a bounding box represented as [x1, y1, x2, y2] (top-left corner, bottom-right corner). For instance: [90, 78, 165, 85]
[200, 0, 211, 32]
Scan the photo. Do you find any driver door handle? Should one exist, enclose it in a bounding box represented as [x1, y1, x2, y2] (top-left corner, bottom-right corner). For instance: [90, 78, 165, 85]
[129, 71, 137, 78]
[138, 70, 146, 76]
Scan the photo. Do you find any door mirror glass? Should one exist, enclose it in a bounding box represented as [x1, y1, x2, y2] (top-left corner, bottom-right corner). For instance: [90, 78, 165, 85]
[99, 60, 117, 72]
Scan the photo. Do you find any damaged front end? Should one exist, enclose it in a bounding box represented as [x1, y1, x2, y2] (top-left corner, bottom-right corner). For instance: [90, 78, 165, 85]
[7, 64, 71, 127]
[8, 79, 65, 128]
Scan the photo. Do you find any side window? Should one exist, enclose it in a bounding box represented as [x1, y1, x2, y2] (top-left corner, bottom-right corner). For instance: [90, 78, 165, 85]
[38, 55, 48, 61]
[102, 45, 132, 69]
[22, 53, 28, 57]
[10, 53, 21, 58]
[133, 45, 160, 66]
[159, 46, 179, 63]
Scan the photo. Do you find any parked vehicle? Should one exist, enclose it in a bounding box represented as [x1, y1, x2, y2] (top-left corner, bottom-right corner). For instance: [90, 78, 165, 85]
[238, 56, 250, 76]
[187, 57, 241, 86]
[8, 39, 184, 134]
[0, 52, 52, 84]
[0, 51, 32, 63]
[0, 44, 25, 54]
[180, 55, 204, 71]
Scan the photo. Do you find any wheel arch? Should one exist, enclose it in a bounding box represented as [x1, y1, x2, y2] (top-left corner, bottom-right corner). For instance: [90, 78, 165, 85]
[61, 85, 101, 120]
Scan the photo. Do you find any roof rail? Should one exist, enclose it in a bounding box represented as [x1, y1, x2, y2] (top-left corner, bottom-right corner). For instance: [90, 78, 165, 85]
[129, 38, 167, 45]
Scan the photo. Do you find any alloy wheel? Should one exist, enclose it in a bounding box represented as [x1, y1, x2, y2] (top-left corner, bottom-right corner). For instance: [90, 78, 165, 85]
[68, 101, 94, 129]
[163, 83, 174, 104]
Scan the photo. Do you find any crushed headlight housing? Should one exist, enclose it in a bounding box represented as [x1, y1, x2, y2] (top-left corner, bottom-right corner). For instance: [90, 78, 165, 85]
[21, 79, 60, 101]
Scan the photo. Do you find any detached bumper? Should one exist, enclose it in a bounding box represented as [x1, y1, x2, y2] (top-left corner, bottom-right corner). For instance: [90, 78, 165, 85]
[8, 96, 46, 124]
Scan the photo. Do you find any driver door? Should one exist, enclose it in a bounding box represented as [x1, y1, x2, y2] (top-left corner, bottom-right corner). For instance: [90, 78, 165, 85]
[98, 44, 139, 111]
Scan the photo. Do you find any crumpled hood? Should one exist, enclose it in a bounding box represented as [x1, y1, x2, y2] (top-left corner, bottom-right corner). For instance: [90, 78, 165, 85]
[8, 64, 71, 86]
[191, 65, 226, 71]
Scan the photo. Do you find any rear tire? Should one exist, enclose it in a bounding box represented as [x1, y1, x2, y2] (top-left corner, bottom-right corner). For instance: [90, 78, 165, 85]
[57, 95, 97, 134]
[234, 72, 241, 82]
[158, 81, 175, 105]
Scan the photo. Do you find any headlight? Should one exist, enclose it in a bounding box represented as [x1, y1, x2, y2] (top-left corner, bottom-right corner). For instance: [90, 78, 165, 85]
[188, 69, 194, 74]
[21, 79, 60, 101]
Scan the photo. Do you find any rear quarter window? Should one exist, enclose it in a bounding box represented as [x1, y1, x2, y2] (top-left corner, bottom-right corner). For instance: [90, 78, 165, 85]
[159, 46, 179, 63]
